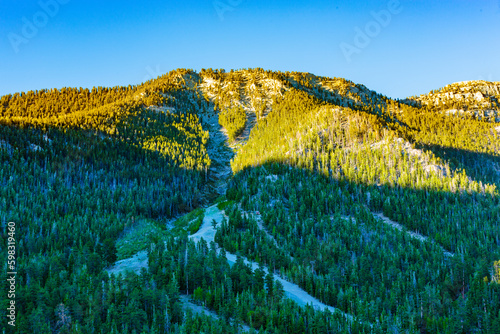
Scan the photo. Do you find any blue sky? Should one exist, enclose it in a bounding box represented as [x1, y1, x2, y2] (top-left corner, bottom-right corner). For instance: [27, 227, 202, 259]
[1, 0, 499, 98]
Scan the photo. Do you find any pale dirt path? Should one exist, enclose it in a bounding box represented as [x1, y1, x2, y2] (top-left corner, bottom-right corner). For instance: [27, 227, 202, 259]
[189, 205, 354, 321]
[189, 205, 222, 244]
[372, 212, 454, 257]
[203, 110, 234, 195]
[340, 211, 454, 257]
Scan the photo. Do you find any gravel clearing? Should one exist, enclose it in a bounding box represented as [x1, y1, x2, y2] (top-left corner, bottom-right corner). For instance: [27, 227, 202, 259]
[106, 250, 148, 276]
[189, 205, 354, 321]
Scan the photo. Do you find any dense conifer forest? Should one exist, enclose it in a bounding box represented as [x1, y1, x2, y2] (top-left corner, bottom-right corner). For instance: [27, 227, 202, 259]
[1, 68, 499, 333]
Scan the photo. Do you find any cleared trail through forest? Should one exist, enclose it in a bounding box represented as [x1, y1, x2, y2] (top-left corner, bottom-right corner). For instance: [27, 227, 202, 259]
[190, 205, 355, 322]
[372, 212, 454, 257]
[106, 249, 251, 330]
[201, 107, 234, 195]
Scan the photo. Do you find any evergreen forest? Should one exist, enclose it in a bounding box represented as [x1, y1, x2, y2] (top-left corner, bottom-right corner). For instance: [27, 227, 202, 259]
[1, 68, 500, 333]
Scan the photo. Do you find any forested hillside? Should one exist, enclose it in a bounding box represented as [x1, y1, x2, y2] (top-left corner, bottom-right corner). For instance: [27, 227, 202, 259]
[1, 69, 499, 333]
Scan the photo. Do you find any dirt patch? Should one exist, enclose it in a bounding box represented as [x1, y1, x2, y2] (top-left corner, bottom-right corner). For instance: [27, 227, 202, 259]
[189, 205, 224, 245]
[106, 250, 148, 276]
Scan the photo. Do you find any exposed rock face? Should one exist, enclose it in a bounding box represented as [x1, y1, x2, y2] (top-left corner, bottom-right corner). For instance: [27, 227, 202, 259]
[405, 80, 500, 121]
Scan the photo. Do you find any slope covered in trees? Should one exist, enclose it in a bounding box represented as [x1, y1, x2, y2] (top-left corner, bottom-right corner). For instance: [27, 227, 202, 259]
[224, 78, 500, 333]
[1, 68, 499, 333]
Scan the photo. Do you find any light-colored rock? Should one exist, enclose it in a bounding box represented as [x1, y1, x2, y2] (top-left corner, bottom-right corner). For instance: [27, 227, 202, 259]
[474, 91, 484, 101]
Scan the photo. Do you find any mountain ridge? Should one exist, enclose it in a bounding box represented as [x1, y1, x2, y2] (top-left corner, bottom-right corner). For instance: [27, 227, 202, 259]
[1, 68, 500, 333]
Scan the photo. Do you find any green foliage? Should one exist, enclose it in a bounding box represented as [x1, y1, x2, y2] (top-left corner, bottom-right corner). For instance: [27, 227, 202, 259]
[0, 72, 216, 334]
[116, 108, 211, 171]
[1, 68, 500, 333]
[187, 216, 204, 235]
[116, 220, 166, 260]
[147, 236, 367, 333]
[173, 208, 205, 235]
[218, 73, 500, 332]
[218, 105, 246, 141]
[216, 200, 235, 210]
[224, 163, 500, 332]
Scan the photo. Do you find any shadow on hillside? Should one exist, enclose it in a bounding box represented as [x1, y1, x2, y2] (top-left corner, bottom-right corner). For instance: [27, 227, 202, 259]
[224, 157, 500, 328]
[229, 158, 500, 263]
[416, 142, 500, 186]
[0, 121, 208, 219]
[283, 77, 374, 112]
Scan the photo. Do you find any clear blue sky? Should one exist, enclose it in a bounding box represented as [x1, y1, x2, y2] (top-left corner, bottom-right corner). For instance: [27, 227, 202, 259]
[1, 0, 499, 99]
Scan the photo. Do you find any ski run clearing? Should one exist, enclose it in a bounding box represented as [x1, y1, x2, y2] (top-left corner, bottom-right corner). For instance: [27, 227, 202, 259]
[190, 205, 355, 322]
[107, 204, 360, 324]
[371, 212, 455, 257]
[105, 203, 453, 326]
